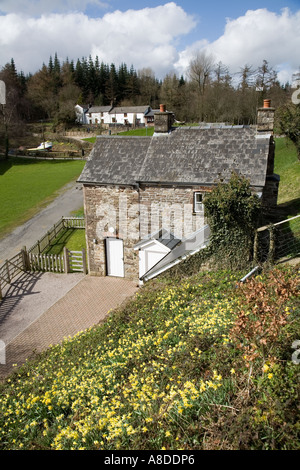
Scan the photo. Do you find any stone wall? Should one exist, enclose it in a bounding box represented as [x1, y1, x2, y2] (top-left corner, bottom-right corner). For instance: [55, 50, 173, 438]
[257, 106, 275, 134]
[139, 185, 209, 239]
[83, 185, 140, 280]
[262, 175, 280, 212]
[83, 184, 210, 281]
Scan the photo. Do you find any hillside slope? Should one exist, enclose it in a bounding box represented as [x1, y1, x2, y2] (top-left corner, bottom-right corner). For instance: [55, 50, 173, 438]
[0, 266, 299, 450]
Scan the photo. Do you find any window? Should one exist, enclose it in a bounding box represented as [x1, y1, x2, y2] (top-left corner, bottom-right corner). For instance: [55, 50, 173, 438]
[194, 192, 204, 213]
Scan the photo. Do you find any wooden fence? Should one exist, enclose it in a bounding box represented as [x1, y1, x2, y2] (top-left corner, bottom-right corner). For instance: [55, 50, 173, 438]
[28, 252, 65, 273]
[0, 217, 86, 299]
[27, 248, 86, 274]
[28, 217, 85, 254]
[0, 249, 27, 299]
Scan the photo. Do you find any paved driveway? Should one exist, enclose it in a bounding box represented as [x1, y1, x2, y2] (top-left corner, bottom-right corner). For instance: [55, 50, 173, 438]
[0, 274, 138, 380]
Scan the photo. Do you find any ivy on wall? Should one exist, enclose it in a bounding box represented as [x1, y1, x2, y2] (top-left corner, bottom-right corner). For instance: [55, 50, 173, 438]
[203, 172, 262, 269]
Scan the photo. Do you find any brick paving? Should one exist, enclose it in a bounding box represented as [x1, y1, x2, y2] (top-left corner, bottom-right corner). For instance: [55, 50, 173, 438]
[0, 276, 138, 381]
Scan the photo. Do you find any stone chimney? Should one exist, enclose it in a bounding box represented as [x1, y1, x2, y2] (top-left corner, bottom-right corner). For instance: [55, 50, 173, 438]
[257, 99, 275, 134]
[154, 104, 174, 133]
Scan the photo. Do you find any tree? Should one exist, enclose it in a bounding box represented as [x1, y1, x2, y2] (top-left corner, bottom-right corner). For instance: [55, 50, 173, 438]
[204, 172, 262, 269]
[206, 61, 235, 123]
[105, 63, 119, 105]
[236, 64, 257, 124]
[138, 68, 160, 107]
[26, 65, 57, 119]
[188, 51, 215, 121]
[0, 61, 29, 157]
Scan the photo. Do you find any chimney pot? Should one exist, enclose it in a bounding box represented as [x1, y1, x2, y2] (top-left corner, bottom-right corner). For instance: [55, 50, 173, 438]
[257, 100, 275, 134]
[154, 106, 174, 133]
[263, 99, 271, 108]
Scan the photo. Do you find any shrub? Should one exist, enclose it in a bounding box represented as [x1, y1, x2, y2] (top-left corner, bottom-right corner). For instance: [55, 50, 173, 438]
[204, 172, 262, 269]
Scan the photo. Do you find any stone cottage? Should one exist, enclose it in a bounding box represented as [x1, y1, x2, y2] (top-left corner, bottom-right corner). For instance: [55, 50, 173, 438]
[78, 101, 279, 282]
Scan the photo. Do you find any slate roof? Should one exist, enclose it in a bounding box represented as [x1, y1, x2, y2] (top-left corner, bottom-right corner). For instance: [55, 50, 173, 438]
[109, 106, 150, 115]
[78, 136, 151, 186]
[78, 127, 272, 188]
[88, 106, 113, 113]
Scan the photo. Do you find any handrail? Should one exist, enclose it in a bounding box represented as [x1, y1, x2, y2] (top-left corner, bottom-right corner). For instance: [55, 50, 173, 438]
[257, 214, 300, 232]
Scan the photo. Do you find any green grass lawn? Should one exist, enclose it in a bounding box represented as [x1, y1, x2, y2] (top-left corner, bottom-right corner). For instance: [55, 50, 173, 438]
[44, 228, 86, 255]
[0, 157, 85, 239]
[82, 127, 154, 144]
[82, 137, 97, 144]
[274, 137, 300, 215]
[117, 127, 154, 136]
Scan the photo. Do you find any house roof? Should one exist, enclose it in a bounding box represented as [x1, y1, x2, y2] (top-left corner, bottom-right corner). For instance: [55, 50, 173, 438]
[77, 126, 272, 188]
[109, 106, 150, 115]
[88, 106, 113, 113]
[78, 136, 151, 186]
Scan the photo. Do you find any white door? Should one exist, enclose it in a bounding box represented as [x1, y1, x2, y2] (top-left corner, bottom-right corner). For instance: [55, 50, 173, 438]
[106, 238, 124, 277]
[139, 242, 170, 278]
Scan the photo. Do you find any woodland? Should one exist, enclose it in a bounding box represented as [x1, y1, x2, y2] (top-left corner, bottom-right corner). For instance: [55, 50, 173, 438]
[0, 52, 299, 152]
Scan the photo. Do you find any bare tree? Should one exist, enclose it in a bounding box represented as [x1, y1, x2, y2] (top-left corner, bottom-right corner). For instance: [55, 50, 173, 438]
[0, 62, 26, 158]
[138, 68, 160, 107]
[188, 51, 215, 121]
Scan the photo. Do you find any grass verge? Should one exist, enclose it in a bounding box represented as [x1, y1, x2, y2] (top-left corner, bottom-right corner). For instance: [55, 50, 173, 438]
[274, 137, 300, 216]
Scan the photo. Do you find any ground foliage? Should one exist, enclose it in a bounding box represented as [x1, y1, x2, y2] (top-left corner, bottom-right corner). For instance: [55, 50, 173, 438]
[0, 265, 299, 450]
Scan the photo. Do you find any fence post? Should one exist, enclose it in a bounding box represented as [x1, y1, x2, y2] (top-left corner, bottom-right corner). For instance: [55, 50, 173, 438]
[63, 247, 70, 273]
[268, 225, 275, 264]
[21, 246, 30, 271]
[82, 248, 87, 274]
[253, 231, 258, 264]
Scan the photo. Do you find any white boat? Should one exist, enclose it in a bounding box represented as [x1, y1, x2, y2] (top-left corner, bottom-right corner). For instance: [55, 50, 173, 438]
[28, 141, 53, 151]
[36, 141, 52, 151]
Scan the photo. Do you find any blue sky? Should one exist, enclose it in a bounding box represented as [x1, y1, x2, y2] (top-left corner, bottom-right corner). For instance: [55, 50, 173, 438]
[0, 1, 299, 83]
[103, 0, 300, 42]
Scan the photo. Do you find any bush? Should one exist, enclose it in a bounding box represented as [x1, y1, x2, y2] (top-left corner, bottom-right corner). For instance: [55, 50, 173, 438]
[204, 172, 262, 269]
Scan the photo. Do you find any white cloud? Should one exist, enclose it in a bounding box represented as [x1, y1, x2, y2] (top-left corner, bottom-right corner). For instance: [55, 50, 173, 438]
[0, 5, 298, 84]
[0, 2, 196, 78]
[175, 8, 300, 84]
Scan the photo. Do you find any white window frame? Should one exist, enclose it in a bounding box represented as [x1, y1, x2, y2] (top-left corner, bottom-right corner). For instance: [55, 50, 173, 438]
[194, 192, 204, 213]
